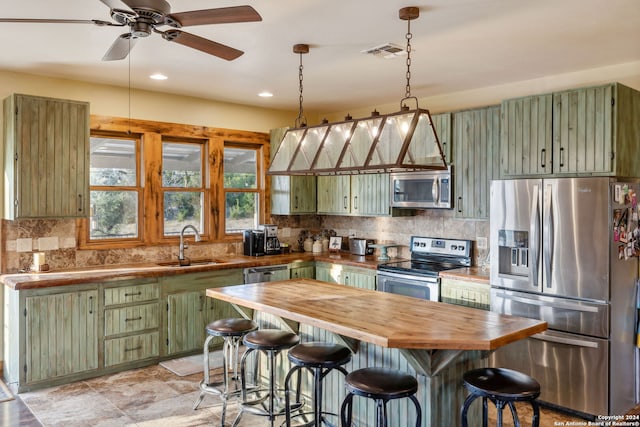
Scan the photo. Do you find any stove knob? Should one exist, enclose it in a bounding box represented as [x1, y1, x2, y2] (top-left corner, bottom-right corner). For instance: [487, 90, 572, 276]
[420, 242, 426, 247]
[451, 245, 457, 250]
[459, 245, 465, 251]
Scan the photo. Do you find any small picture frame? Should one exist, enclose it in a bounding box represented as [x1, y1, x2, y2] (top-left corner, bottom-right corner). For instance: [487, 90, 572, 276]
[329, 236, 342, 252]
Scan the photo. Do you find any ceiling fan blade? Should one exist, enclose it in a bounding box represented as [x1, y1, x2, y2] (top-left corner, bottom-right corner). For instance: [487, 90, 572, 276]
[0, 18, 99, 24]
[162, 29, 243, 61]
[167, 6, 261, 27]
[99, 0, 135, 13]
[102, 33, 137, 61]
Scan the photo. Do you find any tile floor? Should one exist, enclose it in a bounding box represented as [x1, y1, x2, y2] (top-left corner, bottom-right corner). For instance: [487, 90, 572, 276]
[2, 361, 592, 427]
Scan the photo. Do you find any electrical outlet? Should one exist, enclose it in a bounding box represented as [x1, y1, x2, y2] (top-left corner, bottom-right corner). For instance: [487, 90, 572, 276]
[477, 237, 488, 250]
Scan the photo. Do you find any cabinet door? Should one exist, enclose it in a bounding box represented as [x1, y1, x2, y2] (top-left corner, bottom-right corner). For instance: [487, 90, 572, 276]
[432, 112, 452, 163]
[315, 262, 341, 283]
[341, 268, 376, 290]
[553, 85, 613, 175]
[25, 290, 98, 383]
[290, 265, 315, 279]
[166, 291, 209, 355]
[500, 94, 553, 177]
[290, 176, 317, 213]
[453, 106, 500, 219]
[317, 175, 350, 214]
[5, 94, 89, 219]
[351, 174, 390, 216]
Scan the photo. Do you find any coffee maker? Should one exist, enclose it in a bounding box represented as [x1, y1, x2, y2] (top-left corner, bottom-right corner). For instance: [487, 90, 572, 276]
[243, 229, 265, 256]
[259, 224, 280, 255]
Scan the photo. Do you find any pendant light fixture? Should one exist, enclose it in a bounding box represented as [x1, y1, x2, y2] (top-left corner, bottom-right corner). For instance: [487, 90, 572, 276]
[268, 7, 446, 176]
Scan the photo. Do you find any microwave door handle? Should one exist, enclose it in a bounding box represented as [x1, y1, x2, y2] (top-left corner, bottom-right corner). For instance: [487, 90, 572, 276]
[530, 184, 540, 287]
[529, 332, 600, 349]
[432, 177, 440, 203]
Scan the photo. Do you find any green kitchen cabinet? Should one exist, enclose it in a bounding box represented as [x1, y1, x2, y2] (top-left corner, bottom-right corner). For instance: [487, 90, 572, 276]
[452, 105, 501, 219]
[289, 261, 315, 279]
[431, 112, 452, 163]
[317, 175, 351, 214]
[103, 280, 161, 367]
[500, 83, 640, 178]
[162, 268, 244, 356]
[270, 127, 317, 215]
[440, 277, 490, 311]
[315, 262, 376, 290]
[3, 93, 90, 219]
[3, 285, 100, 390]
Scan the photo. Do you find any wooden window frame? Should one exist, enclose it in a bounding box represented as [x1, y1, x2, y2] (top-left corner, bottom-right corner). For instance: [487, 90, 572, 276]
[78, 115, 270, 249]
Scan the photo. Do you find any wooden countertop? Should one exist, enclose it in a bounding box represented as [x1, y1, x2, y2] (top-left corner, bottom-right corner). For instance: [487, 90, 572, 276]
[439, 266, 490, 284]
[0, 252, 393, 290]
[206, 279, 546, 351]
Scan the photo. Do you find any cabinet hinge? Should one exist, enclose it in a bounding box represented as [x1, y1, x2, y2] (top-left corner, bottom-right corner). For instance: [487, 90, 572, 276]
[611, 151, 615, 160]
[23, 307, 27, 317]
[23, 364, 27, 374]
[14, 153, 18, 161]
[166, 303, 169, 311]
[611, 97, 615, 107]
[166, 338, 169, 346]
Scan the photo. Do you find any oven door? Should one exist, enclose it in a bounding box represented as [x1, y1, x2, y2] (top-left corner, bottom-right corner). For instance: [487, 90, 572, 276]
[377, 270, 439, 302]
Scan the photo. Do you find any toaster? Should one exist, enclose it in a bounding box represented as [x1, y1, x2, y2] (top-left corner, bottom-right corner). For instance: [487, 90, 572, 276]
[349, 238, 375, 256]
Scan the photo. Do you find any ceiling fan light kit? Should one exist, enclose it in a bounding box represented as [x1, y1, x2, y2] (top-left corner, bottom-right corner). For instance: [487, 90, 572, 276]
[0, 0, 262, 61]
[268, 6, 447, 176]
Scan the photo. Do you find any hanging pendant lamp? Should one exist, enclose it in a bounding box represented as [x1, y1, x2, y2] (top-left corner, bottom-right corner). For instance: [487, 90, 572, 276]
[268, 7, 446, 176]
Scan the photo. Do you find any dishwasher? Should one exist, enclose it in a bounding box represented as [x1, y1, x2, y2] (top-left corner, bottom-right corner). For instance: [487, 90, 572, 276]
[243, 264, 289, 283]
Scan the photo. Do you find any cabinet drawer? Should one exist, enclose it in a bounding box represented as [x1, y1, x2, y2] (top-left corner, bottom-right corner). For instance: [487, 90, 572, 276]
[104, 332, 159, 367]
[104, 282, 159, 306]
[104, 302, 159, 337]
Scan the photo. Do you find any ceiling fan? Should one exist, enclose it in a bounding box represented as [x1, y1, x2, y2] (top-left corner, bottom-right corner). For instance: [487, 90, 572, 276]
[0, 0, 262, 61]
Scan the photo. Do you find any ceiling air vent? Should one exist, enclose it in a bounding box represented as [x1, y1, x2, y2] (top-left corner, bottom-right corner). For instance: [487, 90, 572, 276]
[361, 43, 407, 59]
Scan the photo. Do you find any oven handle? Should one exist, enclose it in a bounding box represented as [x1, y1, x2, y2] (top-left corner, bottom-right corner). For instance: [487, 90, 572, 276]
[529, 332, 599, 349]
[377, 271, 439, 283]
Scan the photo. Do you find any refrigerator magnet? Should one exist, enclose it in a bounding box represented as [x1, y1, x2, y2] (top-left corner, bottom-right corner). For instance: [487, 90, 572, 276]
[614, 185, 622, 203]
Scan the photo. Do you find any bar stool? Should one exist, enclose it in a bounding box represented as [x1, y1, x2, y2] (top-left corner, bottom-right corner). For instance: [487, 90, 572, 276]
[192, 318, 258, 425]
[284, 341, 352, 426]
[233, 329, 301, 427]
[460, 367, 540, 427]
[340, 367, 421, 427]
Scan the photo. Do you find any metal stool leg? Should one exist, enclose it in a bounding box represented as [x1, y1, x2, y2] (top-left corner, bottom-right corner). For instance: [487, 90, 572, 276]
[340, 392, 354, 427]
[460, 392, 480, 427]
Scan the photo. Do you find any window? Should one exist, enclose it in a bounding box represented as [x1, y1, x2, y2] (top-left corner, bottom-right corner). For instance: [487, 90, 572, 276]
[88, 135, 141, 241]
[162, 140, 206, 237]
[224, 145, 261, 233]
[82, 117, 269, 248]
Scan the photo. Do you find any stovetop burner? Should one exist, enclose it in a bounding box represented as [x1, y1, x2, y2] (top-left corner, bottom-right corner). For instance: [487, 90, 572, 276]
[377, 236, 473, 277]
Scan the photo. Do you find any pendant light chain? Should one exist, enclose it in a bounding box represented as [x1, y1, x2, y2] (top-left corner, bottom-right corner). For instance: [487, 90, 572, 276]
[293, 44, 309, 128]
[405, 18, 413, 99]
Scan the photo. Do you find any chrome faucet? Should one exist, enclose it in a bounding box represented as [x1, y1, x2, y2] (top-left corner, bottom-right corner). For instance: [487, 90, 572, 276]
[178, 225, 201, 264]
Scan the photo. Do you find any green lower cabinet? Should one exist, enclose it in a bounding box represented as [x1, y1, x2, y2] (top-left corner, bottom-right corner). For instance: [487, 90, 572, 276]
[166, 291, 212, 355]
[289, 262, 315, 279]
[104, 332, 160, 367]
[341, 267, 376, 290]
[24, 289, 99, 383]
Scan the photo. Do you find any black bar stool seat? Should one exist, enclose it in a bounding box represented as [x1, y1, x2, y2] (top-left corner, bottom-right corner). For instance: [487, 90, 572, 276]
[233, 329, 301, 427]
[285, 342, 352, 426]
[193, 317, 258, 426]
[461, 367, 541, 427]
[341, 367, 421, 427]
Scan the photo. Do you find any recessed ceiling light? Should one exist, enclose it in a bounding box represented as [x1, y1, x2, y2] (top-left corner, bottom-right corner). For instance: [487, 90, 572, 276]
[258, 92, 273, 98]
[150, 73, 168, 80]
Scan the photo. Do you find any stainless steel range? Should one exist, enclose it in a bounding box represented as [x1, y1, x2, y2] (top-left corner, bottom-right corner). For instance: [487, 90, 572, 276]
[377, 236, 473, 302]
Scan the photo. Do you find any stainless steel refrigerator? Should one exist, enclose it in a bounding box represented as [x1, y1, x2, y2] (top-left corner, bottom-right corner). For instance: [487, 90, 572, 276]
[490, 177, 639, 416]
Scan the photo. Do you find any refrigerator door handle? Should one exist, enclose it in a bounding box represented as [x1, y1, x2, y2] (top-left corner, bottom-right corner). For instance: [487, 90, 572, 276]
[530, 184, 540, 287]
[543, 184, 554, 289]
[530, 332, 599, 349]
[493, 291, 600, 312]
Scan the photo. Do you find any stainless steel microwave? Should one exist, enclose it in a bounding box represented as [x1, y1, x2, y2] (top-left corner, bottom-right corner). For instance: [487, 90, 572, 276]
[390, 167, 452, 209]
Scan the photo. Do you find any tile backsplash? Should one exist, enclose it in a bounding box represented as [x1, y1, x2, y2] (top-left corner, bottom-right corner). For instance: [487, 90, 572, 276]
[1, 210, 489, 273]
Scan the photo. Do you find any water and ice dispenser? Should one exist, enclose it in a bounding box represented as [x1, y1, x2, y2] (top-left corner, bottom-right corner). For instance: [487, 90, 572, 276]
[497, 230, 529, 277]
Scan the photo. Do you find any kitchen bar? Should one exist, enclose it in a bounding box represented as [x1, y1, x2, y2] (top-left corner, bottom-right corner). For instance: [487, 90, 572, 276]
[206, 278, 547, 426]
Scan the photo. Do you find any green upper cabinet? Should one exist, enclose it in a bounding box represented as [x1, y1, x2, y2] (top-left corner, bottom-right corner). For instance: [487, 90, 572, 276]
[500, 83, 640, 178]
[452, 105, 500, 219]
[3, 93, 90, 219]
[269, 127, 316, 214]
[317, 175, 351, 214]
[431, 112, 452, 163]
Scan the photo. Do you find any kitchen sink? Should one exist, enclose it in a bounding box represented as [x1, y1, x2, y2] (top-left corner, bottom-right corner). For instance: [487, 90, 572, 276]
[155, 259, 221, 267]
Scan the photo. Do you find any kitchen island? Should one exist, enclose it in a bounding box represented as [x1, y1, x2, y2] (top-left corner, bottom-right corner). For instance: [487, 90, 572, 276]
[207, 278, 547, 427]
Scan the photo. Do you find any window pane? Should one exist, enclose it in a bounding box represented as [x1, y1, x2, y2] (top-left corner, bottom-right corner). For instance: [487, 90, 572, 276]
[224, 147, 256, 189]
[226, 192, 258, 233]
[90, 191, 138, 239]
[90, 137, 136, 186]
[162, 142, 202, 187]
[164, 191, 203, 236]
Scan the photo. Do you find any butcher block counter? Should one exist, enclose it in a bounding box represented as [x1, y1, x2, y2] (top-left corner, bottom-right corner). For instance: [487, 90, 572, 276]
[207, 278, 546, 427]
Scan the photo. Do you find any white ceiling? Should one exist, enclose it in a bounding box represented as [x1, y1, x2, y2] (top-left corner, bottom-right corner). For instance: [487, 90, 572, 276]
[1, 0, 639, 113]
